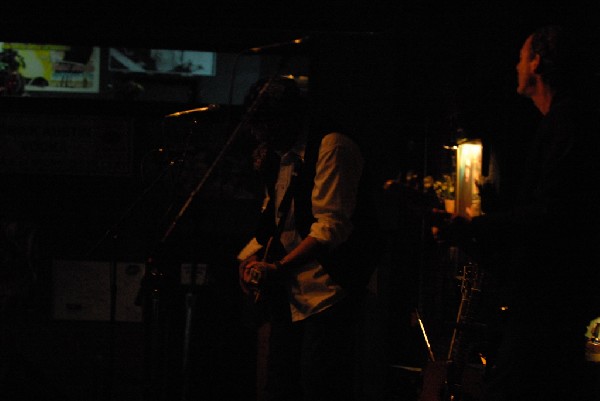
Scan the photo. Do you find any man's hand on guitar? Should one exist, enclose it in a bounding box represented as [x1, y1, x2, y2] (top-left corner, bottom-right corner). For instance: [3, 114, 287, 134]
[245, 261, 278, 285]
[239, 257, 281, 300]
[239, 255, 259, 296]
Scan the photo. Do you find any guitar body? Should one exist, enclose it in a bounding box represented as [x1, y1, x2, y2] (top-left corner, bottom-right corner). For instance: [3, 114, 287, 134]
[419, 361, 450, 401]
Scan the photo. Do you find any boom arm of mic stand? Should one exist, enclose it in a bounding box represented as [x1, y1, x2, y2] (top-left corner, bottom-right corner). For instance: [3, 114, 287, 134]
[157, 75, 279, 244]
[86, 153, 180, 259]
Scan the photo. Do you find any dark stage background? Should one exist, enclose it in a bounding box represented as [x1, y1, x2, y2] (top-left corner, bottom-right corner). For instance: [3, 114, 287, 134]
[1, 2, 599, 400]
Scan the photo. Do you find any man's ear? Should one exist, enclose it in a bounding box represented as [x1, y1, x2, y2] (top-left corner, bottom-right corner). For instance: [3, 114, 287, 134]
[531, 53, 542, 74]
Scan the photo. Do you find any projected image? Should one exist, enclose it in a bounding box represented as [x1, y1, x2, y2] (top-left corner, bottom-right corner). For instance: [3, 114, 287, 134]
[0, 42, 100, 93]
[109, 48, 216, 76]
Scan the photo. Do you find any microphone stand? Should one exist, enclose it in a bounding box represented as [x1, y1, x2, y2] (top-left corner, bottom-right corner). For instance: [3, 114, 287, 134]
[180, 262, 200, 401]
[143, 73, 283, 401]
[86, 145, 183, 401]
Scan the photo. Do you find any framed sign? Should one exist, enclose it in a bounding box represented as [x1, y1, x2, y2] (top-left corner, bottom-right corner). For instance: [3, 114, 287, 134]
[455, 139, 483, 219]
[108, 48, 216, 76]
[2, 42, 100, 93]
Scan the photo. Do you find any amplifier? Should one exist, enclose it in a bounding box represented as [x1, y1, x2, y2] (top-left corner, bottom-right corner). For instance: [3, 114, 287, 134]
[52, 260, 144, 322]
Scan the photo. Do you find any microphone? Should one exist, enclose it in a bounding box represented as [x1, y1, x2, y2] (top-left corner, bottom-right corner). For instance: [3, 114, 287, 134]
[245, 37, 308, 54]
[164, 104, 220, 118]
